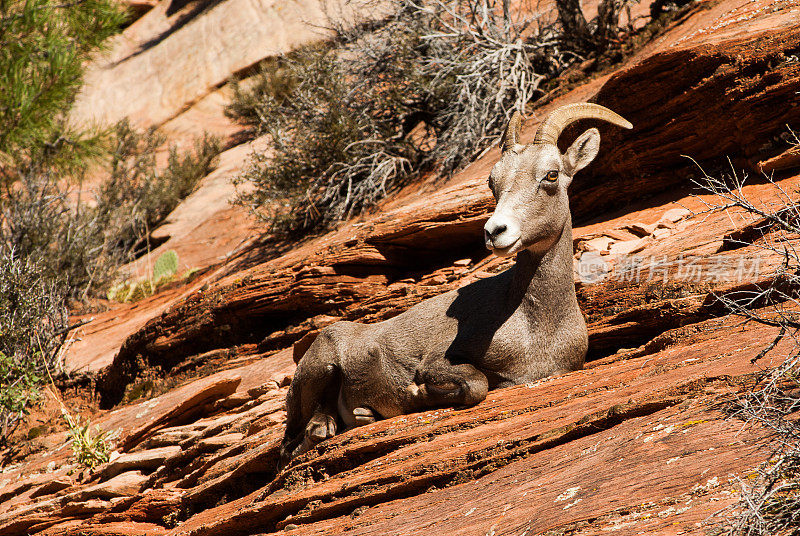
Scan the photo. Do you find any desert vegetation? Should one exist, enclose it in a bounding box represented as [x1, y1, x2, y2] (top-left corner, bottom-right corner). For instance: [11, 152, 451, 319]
[0, 0, 123, 445]
[227, 0, 644, 235]
[0, 254, 69, 440]
[1, 127, 220, 444]
[691, 159, 800, 534]
[0, 0, 221, 445]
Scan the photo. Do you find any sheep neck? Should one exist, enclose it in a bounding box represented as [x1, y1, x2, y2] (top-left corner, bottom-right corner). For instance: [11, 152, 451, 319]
[508, 220, 576, 319]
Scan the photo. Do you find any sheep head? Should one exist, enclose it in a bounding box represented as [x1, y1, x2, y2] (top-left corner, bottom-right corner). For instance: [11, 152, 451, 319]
[484, 103, 632, 257]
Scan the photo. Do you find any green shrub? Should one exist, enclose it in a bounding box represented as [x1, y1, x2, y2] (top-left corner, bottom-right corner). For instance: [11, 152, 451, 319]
[0, 0, 126, 168]
[0, 0, 219, 443]
[0, 125, 220, 441]
[0, 0, 129, 300]
[0, 351, 42, 436]
[0, 252, 68, 441]
[1, 163, 120, 299]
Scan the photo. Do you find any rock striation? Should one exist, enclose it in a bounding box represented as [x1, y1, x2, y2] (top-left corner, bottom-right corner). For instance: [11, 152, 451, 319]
[3, 0, 800, 535]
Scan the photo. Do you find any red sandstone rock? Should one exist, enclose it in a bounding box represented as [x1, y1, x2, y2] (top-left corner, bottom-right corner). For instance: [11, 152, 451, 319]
[4, 2, 800, 536]
[77, 471, 149, 500]
[70, 0, 394, 130]
[99, 447, 182, 479]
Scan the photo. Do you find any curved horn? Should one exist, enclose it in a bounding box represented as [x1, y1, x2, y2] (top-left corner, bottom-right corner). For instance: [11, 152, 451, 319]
[533, 103, 632, 146]
[500, 111, 523, 153]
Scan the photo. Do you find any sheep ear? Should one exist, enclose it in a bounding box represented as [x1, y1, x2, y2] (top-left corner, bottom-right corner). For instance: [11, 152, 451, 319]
[500, 111, 523, 153]
[564, 128, 600, 175]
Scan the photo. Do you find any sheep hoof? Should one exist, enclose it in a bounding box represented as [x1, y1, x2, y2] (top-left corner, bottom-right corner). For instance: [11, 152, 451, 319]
[306, 412, 337, 443]
[353, 407, 377, 425]
[425, 382, 459, 395]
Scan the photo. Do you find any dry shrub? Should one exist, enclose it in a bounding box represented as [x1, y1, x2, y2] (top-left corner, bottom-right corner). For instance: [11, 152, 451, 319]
[99, 120, 221, 260]
[690, 158, 800, 535]
[0, 125, 220, 441]
[230, 46, 419, 232]
[0, 252, 69, 441]
[1, 164, 117, 299]
[228, 0, 587, 235]
[1, 122, 221, 300]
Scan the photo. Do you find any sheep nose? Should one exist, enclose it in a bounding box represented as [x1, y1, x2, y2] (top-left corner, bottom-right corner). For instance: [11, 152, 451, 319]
[484, 221, 507, 240]
[484, 216, 519, 252]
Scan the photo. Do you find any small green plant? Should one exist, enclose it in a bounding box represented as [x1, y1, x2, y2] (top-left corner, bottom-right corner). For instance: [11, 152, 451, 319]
[0, 351, 42, 437]
[106, 250, 185, 303]
[62, 410, 116, 470]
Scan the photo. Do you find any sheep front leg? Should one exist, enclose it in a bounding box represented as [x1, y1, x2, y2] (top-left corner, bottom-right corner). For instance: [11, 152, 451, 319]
[407, 361, 489, 409]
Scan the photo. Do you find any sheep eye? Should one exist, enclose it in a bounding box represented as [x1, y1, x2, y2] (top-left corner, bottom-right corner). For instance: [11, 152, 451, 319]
[544, 170, 559, 181]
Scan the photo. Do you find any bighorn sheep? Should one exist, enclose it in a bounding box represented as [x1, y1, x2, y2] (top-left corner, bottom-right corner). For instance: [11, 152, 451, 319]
[279, 103, 632, 466]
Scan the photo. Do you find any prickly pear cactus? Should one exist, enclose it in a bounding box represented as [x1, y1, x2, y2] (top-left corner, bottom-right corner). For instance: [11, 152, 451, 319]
[153, 250, 179, 284]
[107, 251, 181, 303]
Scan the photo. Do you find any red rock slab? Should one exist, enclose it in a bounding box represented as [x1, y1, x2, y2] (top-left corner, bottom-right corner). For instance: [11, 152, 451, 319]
[8, 349, 293, 492]
[43, 520, 168, 536]
[31, 519, 85, 535]
[0, 498, 61, 536]
[88, 373, 242, 452]
[168, 310, 782, 536]
[157, 84, 248, 150]
[63, 274, 213, 374]
[96, 262, 391, 405]
[89, 488, 183, 525]
[0, 464, 79, 517]
[70, 0, 394, 130]
[0, 472, 63, 511]
[76, 470, 149, 500]
[176, 426, 284, 508]
[759, 145, 800, 173]
[281, 404, 763, 536]
[666, 0, 800, 50]
[99, 449, 181, 480]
